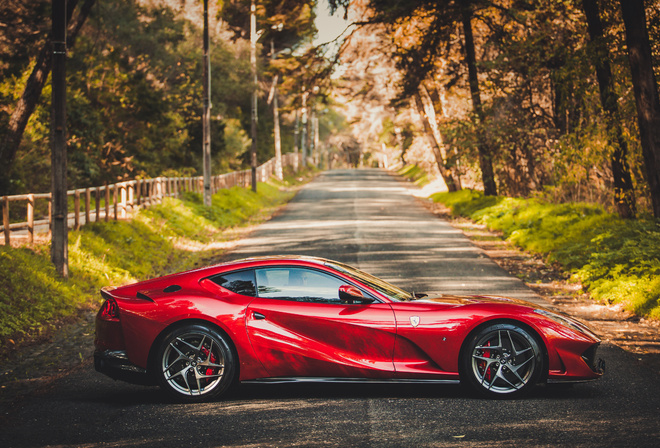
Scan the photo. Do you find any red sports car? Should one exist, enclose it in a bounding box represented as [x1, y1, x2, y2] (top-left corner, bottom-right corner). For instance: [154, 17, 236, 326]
[94, 256, 604, 401]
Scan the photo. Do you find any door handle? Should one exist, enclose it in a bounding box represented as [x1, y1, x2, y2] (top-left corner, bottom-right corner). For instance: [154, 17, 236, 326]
[253, 311, 266, 320]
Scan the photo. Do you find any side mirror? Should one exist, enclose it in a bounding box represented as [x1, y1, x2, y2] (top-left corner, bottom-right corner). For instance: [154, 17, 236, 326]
[339, 285, 373, 304]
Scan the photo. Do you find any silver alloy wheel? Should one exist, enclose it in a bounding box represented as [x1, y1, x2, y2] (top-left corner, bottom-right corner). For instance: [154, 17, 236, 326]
[469, 327, 540, 395]
[161, 330, 226, 397]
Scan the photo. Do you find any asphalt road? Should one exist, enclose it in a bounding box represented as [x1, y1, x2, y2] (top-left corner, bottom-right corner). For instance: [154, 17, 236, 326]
[1, 169, 659, 447]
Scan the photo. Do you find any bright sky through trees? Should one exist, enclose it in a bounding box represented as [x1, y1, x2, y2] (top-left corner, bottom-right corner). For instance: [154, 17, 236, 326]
[314, 0, 349, 47]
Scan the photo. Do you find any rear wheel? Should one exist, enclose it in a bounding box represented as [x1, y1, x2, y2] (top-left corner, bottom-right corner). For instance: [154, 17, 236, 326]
[461, 323, 543, 398]
[156, 324, 235, 402]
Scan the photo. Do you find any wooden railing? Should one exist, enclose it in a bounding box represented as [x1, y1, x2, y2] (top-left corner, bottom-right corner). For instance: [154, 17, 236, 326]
[1, 153, 299, 246]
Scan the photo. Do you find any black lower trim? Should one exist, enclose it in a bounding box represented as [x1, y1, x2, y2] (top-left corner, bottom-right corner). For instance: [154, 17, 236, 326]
[94, 350, 155, 386]
[242, 377, 461, 385]
[581, 343, 606, 375]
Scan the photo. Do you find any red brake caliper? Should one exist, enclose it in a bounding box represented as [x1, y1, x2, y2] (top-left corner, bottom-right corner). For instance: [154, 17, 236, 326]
[200, 346, 217, 376]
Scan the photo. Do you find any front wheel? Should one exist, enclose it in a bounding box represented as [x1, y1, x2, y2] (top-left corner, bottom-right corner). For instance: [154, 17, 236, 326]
[156, 324, 236, 402]
[461, 323, 544, 398]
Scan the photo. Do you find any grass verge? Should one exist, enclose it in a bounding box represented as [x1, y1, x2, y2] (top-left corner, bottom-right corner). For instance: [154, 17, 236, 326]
[0, 169, 313, 353]
[431, 189, 660, 319]
[398, 164, 432, 187]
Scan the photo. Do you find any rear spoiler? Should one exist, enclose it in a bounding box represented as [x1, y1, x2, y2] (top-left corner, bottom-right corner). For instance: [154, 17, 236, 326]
[100, 286, 155, 303]
[100, 286, 118, 301]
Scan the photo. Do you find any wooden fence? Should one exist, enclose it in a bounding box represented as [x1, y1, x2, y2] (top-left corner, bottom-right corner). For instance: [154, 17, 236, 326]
[1, 153, 299, 246]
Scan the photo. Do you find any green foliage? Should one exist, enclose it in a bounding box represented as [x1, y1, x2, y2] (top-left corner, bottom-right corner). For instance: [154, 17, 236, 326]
[398, 164, 431, 187]
[0, 246, 87, 340]
[0, 177, 304, 347]
[1, 0, 323, 195]
[432, 190, 660, 318]
[142, 182, 293, 242]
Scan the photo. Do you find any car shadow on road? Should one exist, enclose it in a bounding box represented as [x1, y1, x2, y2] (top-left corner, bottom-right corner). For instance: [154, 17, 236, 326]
[84, 379, 603, 407]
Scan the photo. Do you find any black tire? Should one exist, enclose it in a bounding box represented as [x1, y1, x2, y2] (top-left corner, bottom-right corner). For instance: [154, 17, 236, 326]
[156, 324, 236, 402]
[461, 323, 544, 398]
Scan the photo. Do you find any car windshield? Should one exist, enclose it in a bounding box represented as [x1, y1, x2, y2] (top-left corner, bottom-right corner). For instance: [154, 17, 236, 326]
[325, 260, 411, 302]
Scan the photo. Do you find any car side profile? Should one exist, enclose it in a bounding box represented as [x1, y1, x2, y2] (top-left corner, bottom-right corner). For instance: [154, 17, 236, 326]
[94, 256, 604, 401]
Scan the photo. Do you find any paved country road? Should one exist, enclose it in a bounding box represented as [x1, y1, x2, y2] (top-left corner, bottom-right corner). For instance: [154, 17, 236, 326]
[1, 169, 659, 448]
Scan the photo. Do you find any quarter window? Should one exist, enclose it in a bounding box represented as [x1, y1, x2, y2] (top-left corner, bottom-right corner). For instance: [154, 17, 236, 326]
[210, 270, 256, 296]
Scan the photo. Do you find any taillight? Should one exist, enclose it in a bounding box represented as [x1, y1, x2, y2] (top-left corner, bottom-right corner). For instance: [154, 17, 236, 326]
[99, 298, 120, 321]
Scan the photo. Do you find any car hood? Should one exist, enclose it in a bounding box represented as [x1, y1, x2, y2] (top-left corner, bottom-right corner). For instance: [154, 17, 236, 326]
[415, 294, 539, 309]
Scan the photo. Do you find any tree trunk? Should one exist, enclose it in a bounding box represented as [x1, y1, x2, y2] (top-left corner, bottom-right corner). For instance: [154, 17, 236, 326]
[0, 0, 95, 195]
[582, 0, 636, 218]
[413, 92, 459, 192]
[619, 0, 660, 218]
[461, 3, 497, 196]
[202, 0, 212, 206]
[424, 83, 462, 189]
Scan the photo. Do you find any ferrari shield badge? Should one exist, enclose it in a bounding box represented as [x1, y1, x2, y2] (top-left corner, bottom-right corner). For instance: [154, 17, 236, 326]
[410, 316, 420, 328]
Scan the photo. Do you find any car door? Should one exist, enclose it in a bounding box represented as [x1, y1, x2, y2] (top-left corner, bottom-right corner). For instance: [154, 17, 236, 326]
[245, 267, 397, 379]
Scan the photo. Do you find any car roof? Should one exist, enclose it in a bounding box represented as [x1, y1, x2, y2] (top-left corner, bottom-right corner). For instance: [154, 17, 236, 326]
[109, 256, 337, 297]
[217, 255, 329, 268]
[187, 255, 333, 279]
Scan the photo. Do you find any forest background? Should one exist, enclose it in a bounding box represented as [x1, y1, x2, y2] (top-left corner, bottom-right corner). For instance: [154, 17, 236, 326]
[0, 0, 346, 201]
[2, 0, 660, 220]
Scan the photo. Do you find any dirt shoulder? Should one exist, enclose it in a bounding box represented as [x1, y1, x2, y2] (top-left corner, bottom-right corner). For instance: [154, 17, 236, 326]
[422, 199, 660, 376]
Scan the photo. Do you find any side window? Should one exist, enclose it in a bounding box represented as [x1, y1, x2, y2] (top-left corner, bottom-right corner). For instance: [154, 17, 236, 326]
[210, 269, 256, 296]
[255, 268, 345, 304]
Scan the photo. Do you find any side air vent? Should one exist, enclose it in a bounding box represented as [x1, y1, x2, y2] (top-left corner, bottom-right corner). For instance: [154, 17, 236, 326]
[164, 285, 182, 293]
[136, 291, 154, 301]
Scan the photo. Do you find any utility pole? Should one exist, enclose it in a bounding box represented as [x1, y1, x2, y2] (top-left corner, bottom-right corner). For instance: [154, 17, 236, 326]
[250, 0, 258, 192]
[301, 89, 308, 165]
[202, 0, 212, 206]
[313, 113, 319, 166]
[309, 109, 316, 163]
[293, 109, 300, 172]
[270, 38, 283, 180]
[51, 0, 68, 278]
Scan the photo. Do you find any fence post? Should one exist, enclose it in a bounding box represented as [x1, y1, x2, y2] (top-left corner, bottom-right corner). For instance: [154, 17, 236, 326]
[120, 183, 127, 218]
[113, 184, 118, 220]
[136, 179, 141, 207]
[48, 196, 52, 239]
[128, 182, 134, 211]
[95, 187, 101, 222]
[155, 178, 161, 203]
[27, 194, 34, 245]
[105, 184, 110, 222]
[74, 190, 80, 230]
[85, 188, 91, 226]
[3, 196, 10, 245]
